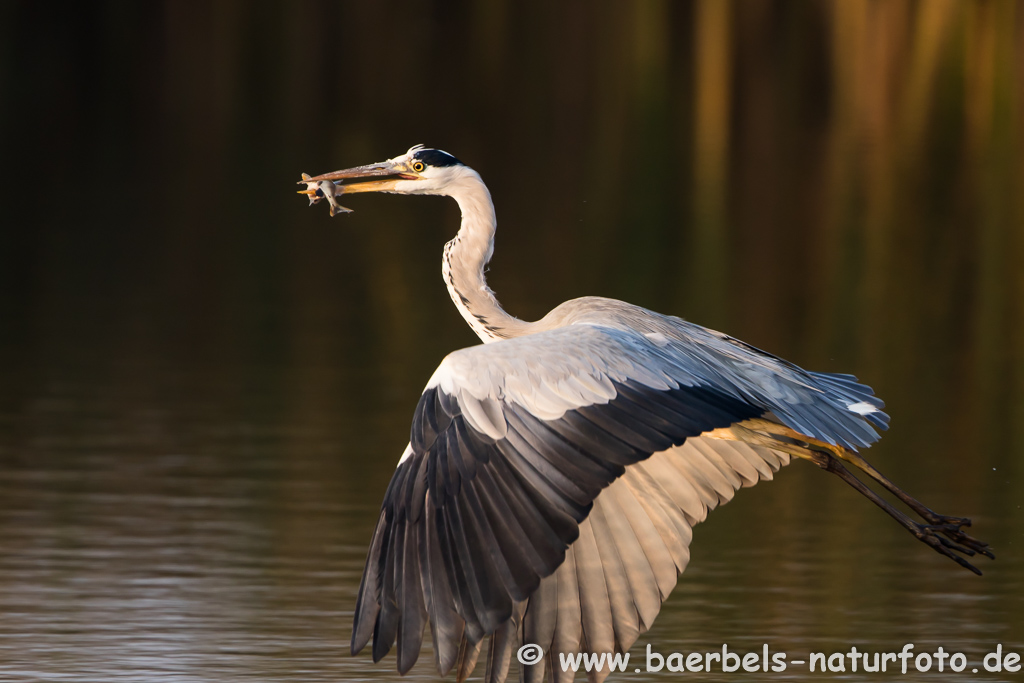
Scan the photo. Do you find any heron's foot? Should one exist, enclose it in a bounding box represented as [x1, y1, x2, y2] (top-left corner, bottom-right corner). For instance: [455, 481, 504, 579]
[933, 520, 995, 560]
[912, 509, 994, 559]
[911, 523, 988, 575]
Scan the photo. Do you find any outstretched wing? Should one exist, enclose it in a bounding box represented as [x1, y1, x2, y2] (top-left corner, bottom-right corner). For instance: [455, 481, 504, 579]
[352, 322, 886, 676]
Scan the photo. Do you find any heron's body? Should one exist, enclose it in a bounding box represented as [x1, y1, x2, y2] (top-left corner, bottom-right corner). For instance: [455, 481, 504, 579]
[298, 147, 990, 683]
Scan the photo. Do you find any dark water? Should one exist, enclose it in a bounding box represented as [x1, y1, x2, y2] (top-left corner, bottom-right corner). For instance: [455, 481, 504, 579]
[1, 2, 1022, 681]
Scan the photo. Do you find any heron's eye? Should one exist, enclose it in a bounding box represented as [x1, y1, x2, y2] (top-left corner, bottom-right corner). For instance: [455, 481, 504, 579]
[412, 161, 426, 173]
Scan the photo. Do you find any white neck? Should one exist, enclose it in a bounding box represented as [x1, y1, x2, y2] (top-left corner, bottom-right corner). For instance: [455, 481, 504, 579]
[440, 169, 530, 343]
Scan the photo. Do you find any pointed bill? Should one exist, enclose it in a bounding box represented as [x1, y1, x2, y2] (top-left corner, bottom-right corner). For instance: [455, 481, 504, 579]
[296, 157, 419, 217]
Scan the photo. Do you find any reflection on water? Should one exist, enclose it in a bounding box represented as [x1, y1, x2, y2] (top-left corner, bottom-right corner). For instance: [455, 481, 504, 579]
[0, 1, 1022, 681]
[0, 368, 367, 681]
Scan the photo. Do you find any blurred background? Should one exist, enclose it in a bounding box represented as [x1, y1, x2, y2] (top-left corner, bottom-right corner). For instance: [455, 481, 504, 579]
[0, 1, 1022, 681]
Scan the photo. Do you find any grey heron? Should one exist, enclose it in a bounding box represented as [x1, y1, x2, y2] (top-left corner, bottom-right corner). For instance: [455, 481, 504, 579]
[297, 146, 991, 683]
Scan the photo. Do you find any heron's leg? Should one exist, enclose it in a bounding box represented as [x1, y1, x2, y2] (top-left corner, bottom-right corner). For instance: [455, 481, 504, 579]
[807, 451, 986, 575]
[834, 450, 994, 559]
[837, 450, 961, 522]
[719, 420, 993, 563]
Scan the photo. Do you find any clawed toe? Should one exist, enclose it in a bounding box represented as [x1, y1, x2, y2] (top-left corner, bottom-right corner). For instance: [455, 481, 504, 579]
[911, 523, 988, 575]
[942, 528, 995, 559]
[921, 515, 995, 560]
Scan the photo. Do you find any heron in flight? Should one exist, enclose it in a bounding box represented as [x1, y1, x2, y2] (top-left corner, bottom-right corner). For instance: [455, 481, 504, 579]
[297, 146, 991, 683]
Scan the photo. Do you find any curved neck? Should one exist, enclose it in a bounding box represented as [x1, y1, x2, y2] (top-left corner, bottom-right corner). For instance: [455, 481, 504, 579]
[442, 169, 530, 342]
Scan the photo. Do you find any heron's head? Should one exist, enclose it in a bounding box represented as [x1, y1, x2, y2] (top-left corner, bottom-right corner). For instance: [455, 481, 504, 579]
[297, 146, 473, 209]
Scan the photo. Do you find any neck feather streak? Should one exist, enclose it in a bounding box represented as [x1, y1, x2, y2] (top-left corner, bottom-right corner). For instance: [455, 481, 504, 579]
[441, 171, 529, 343]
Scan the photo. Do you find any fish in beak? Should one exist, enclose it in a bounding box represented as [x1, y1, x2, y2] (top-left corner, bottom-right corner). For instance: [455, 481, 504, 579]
[297, 159, 417, 216]
[297, 174, 352, 216]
